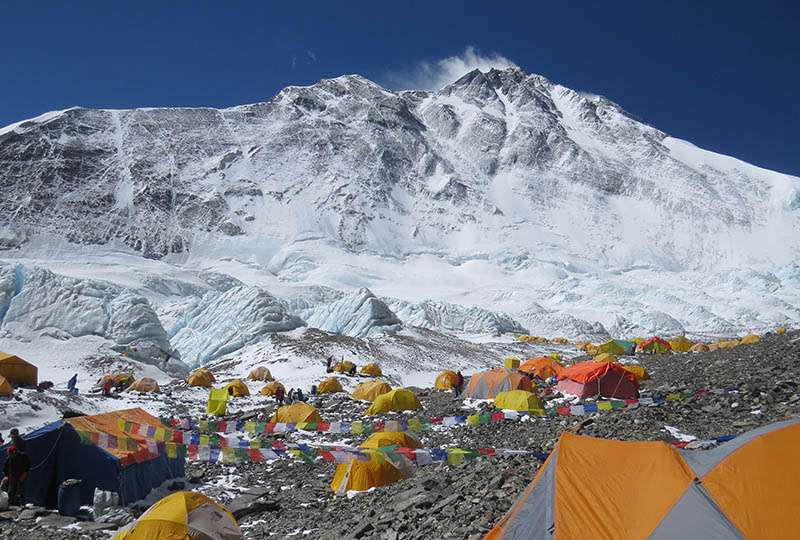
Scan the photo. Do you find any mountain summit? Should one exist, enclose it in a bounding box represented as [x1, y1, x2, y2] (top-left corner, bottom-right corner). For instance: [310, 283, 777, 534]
[1, 68, 798, 335]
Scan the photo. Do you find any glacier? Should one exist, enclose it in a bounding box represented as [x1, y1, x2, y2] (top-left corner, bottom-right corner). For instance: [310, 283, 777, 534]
[304, 288, 402, 338]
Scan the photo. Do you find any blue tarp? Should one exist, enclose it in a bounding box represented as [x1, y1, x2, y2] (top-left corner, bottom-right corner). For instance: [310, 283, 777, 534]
[0, 420, 183, 507]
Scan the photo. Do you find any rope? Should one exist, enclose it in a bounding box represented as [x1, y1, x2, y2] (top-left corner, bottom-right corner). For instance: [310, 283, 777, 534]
[28, 423, 66, 471]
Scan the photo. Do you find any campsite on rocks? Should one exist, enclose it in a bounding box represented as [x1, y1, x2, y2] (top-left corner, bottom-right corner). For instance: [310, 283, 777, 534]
[1, 3, 799, 539]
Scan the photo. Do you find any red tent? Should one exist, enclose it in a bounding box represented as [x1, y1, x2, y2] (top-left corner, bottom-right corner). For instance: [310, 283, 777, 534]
[556, 361, 639, 399]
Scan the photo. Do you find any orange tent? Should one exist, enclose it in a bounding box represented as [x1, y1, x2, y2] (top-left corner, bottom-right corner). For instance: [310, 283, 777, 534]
[434, 370, 460, 391]
[518, 357, 563, 380]
[487, 418, 800, 540]
[260, 381, 285, 397]
[0, 375, 12, 397]
[557, 361, 639, 400]
[127, 378, 160, 393]
[465, 368, 532, 399]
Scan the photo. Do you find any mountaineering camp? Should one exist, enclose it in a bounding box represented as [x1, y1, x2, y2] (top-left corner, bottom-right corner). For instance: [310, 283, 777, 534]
[0, 328, 798, 538]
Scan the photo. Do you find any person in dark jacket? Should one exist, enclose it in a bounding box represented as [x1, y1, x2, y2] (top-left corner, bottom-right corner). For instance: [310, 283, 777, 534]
[348, 364, 356, 377]
[287, 388, 295, 404]
[455, 371, 465, 396]
[295, 388, 305, 402]
[3, 445, 30, 506]
[274, 385, 285, 406]
[8, 429, 26, 453]
[67, 374, 78, 395]
[310, 384, 318, 396]
[325, 357, 333, 373]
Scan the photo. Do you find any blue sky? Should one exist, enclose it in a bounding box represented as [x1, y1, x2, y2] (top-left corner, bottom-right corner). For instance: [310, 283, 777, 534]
[2, 1, 798, 174]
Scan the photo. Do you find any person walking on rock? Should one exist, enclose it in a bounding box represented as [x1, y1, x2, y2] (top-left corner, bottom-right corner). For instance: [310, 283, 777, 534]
[274, 385, 285, 406]
[455, 371, 465, 396]
[325, 357, 333, 373]
[2, 445, 30, 506]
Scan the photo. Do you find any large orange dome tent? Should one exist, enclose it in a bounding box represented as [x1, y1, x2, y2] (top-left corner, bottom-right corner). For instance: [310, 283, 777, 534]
[465, 368, 532, 399]
[486, 418, 800, 540]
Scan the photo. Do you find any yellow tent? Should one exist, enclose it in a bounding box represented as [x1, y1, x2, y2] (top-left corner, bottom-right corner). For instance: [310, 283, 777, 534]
[366, 389, 421, 416]
[270, 402, 323, 424]
[225, 379, 250, 397]
[359, 363, 382, 377]
[0, 375, 12, 397]
[690, 343, 710, 353]
[593, 353, 617, 364]
[668, 336, 694, 353]
[494, 390, 544, 414]
[740, 334, 761, 345]
[622, 364, 650, 381]
[259, 381, 285, 397]
[318, 377, 344, 394]
[776, 327, 786, 335]
[0, 352, 38, 387]
[716, 339, 740, 350]
[248, 367, 273, 381]
[595, 340, 625, 356]
[434, 370, 459, 391]
[113, 491, 242, 540]
[187, 368, 215, 388]
[352, 380, 392, 402]
[333, 361, 356, 374]
[330, 432, 421, 493]
[128, 378, 160, 393]
[551, 337, 569, 345]
[207, 387, 229, 416]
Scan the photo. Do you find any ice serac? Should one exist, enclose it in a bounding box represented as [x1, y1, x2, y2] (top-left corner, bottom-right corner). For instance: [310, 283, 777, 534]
[0, 264, 187, 375]
[170, 285, 306, 366]
[305, 288, 402, 338]
[388, 299, 525, 336]
[517, 306, 610, 341]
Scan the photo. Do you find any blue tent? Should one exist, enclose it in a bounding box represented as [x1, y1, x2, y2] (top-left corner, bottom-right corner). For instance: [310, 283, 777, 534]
[0, 409, 184, 507]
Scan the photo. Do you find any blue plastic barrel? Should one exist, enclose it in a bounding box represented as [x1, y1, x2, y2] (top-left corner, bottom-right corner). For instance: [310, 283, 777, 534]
[57, 479, 83, 517]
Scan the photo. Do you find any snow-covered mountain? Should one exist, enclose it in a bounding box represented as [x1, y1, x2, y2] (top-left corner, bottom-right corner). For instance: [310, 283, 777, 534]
[1, 67, 799, 350]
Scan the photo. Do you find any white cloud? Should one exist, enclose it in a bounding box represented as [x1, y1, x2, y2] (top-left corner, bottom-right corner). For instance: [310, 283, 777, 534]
[386, 46, 519, 91]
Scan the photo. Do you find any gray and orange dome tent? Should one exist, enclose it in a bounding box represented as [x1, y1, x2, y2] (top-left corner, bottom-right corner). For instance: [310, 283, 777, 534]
[486, 418, 800, 540]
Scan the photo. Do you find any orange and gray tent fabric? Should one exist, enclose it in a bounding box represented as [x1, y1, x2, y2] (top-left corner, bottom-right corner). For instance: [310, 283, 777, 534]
[127, 377, 160, 393]
[690, 343, 710, 353]
[640, 336, 672, 354]
[187, 368, 215, 387]
[317, 377, 344, 394]
[331, 432, 421, 493]
[556, 361, 639, 400]
[352, 380, 392, 401]
[465, 368, 532, 399]
[518, 357, 563, 380]
[0, 352, 38, 387]
[0, 375, 11, 396]
[259, 381, 285, 396]
[486, 418, 800, 540]
[113, 491, 242, 540]
[248, 367, 273, 381]
[434, 370, 460, 390]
